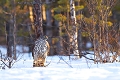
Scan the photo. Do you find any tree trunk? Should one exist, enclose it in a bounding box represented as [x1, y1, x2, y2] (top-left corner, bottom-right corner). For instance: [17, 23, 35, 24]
[5, 22, 12, 58]
[33, 0, 43, 39]
[69, 0, 79, 59]
[58, 22, 63, 55]
[12, 0, 16, 60]
[46, 0, 53, 55]
[78, 26, 82, 58]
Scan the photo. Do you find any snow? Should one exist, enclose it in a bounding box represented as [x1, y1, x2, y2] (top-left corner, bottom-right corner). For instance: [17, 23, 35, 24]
[0, 46, 120, 80]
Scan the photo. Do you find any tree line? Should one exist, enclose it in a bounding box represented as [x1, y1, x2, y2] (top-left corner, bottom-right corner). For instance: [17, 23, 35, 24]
[0, 0, 120, 67]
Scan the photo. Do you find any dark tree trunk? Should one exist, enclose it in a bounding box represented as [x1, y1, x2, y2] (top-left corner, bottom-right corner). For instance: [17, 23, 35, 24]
[46, 0, 53, 55]
[33, 0, 43, 39]
[5, 22, 12, 58]
[78, 28, 82, 58]
[12, 0, 16, 60]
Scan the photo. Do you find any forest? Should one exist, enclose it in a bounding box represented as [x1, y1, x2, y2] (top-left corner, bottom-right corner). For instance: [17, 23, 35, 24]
[0, 0, 120, 65]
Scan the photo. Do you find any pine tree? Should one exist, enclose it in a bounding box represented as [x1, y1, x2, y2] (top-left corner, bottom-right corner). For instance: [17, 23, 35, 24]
[0, 0, 31, 68]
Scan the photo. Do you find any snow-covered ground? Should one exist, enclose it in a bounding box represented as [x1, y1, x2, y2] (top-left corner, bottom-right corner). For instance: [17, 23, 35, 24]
[0, 46, 120, 80]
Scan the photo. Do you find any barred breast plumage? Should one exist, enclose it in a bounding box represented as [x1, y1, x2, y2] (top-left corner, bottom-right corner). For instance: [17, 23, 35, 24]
[33, 36, 50, 67]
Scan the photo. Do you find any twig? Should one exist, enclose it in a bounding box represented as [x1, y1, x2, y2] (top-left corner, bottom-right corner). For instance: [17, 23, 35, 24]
[82, 54, 95, 61]
[57, 55, 73, 68]
[0, 59, 9, 68]
[45, 56, 53, 67]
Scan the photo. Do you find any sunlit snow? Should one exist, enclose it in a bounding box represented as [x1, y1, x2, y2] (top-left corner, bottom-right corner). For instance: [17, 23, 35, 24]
[0, 46, 120, 80]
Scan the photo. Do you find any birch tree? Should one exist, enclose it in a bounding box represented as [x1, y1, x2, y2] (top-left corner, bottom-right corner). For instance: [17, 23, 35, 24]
[69, 0, 79, 59]
[53, 0, 84, 58]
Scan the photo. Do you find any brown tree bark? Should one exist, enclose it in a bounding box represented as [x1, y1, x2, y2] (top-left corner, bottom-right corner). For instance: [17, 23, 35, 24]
[33, 0, 43, 39]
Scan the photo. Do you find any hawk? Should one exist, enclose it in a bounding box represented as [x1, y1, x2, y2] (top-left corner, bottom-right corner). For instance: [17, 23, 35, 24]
[33, 36, 50, 67]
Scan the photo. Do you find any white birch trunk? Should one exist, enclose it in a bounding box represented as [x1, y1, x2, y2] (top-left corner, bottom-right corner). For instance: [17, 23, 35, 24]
[69, 0, 79, 59]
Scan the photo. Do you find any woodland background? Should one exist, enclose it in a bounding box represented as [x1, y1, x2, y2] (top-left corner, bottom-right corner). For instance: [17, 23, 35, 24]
[0, 0, 120, 57]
